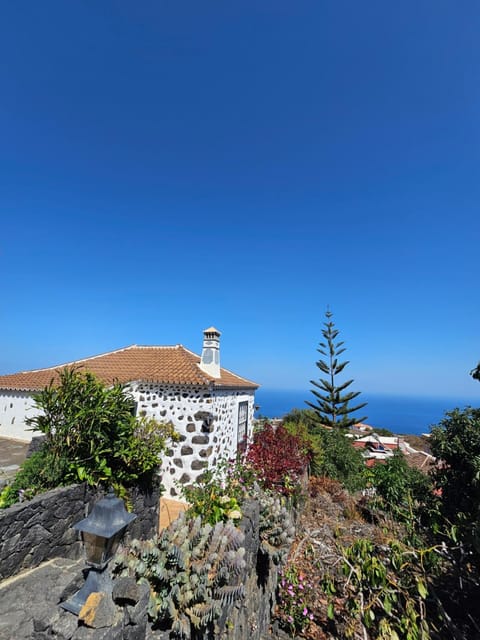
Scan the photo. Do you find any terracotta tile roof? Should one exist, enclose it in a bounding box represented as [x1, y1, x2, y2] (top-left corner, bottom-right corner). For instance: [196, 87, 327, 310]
[404, 451, 436, 475]
[0, 345, 259, 392]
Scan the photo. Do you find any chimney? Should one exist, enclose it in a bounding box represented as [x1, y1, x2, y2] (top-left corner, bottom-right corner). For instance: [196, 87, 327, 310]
[199, 327, 221, 378]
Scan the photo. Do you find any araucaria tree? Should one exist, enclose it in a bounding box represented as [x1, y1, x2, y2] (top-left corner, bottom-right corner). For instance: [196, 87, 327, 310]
[307, 310, 367, 429]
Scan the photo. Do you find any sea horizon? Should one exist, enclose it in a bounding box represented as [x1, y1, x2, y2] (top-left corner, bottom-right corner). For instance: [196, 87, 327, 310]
[254, 388, 480, 436]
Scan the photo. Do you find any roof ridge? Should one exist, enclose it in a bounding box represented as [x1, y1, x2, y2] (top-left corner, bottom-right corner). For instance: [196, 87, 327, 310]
[133, 344, 182, 349]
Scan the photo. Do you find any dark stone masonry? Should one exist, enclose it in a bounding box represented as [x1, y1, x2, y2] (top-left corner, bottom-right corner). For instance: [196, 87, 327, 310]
[0, 481, 161, 581]
[0, 493, 288, 639]
[0, 484, 85, 580]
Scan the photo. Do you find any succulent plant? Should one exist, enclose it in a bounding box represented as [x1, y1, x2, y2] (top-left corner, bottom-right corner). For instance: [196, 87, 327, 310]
[258, 492, 296, 562]
[113, 513, 246, 638]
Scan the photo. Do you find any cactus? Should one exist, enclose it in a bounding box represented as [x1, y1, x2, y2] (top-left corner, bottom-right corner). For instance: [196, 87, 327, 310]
[113, 513, 246, 638]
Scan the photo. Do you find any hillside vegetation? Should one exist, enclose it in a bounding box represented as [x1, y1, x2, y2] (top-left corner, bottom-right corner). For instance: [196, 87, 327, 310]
[270, 406, 480, 640]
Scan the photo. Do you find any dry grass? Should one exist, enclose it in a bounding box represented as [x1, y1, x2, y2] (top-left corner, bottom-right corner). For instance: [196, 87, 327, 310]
[273, 477, 390, 640]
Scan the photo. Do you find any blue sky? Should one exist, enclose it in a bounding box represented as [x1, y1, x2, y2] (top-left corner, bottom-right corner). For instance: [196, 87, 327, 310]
[1, 1, 479, 399]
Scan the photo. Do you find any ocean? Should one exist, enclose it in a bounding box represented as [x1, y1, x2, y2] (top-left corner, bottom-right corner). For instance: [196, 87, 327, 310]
[254, 389, 480, 435]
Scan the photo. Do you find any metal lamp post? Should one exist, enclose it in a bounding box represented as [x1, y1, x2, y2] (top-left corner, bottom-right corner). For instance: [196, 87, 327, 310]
[61, 488, 137, 615]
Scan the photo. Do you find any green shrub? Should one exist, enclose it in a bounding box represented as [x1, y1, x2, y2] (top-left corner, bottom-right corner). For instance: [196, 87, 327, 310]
[336, 538, 432, 640]
[181, 458, 256, 525]
[283, 414, 324, 476]
[429, 407, 480, 556]
[0, 448, 67, 508]
[281, 408, 367, 492]
[316, 428, 366, 492]
[25, 367, 178, 497]
[371, 450, 431, 513]
[182, 472, 243, 525]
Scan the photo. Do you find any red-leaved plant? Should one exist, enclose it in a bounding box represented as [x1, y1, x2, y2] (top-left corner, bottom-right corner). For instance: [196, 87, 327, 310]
[246, 424, 311, 496]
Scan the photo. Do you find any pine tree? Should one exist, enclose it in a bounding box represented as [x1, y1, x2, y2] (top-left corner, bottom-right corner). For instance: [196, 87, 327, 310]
[307, 310, 367, 429]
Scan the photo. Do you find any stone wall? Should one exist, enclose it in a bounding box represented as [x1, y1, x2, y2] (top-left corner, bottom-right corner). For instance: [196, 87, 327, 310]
[0, 484, 85, 580]
[0, 482, 160, 580]
[28, 497, 288, 640]
[215, 500, 281, 640]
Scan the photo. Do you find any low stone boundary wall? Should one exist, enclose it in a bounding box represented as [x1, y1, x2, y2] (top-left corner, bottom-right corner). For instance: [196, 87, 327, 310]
[0, 482, 160, 580]
[216, 499, 279, 640]
[29, 497, 290, 639]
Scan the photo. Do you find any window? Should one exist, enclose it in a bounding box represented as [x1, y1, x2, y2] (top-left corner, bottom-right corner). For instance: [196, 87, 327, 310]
[237, 401, 248, 453]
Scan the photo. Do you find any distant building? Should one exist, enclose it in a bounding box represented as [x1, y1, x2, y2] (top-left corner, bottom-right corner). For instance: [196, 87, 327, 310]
[353, 434, 401, 450]
[0, 328, 258, 497]
[353, 433, 400, 464]
[351, 423, 373, 434]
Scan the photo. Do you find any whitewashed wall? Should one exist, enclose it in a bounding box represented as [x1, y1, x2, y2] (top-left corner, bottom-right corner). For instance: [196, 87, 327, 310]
[0, 390, 41, 441]
[0, 383, 257, 500]
[126, 382, 256, 498]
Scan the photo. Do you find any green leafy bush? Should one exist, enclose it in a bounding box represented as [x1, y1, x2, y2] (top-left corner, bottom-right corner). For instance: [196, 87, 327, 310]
[30, 367, 178, 488]
[182, 477, 243, 525]
[0, 448, 68, 508]
[27, 367, 178, 490]
[337, 538, 432, 640]
[429, 407, 480, 557]
[181, 458, 256, 525]
[371, 451, 432, 513]
[282, 410, 324, 476]
[0, 367, 179, 508]
[316, 428, 366, 492]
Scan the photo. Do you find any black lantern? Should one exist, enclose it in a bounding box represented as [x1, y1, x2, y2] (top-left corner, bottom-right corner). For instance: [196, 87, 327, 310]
[73, 489, 136, 569]
[61, 489, 136, 615]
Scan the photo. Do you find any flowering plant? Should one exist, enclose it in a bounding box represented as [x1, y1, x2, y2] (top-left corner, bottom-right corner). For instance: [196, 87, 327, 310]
[277, 564, 315, 635]
[181, 458, 257, 525]
[182, 471, 242, 525]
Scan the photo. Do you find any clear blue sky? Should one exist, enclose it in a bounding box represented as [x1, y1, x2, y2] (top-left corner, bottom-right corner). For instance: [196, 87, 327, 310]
[1, 1, 479, 399]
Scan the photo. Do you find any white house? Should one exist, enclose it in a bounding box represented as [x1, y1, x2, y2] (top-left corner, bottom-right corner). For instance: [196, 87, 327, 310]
[0, 328, 258, 497]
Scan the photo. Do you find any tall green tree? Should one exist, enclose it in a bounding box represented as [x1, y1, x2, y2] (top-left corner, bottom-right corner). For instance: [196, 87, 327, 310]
[307, 310, 367, 429]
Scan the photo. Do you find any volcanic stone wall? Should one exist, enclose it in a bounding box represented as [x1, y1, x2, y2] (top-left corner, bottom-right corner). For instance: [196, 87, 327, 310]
[29, 498, 287, 640]
[0, 482, 160, 580]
